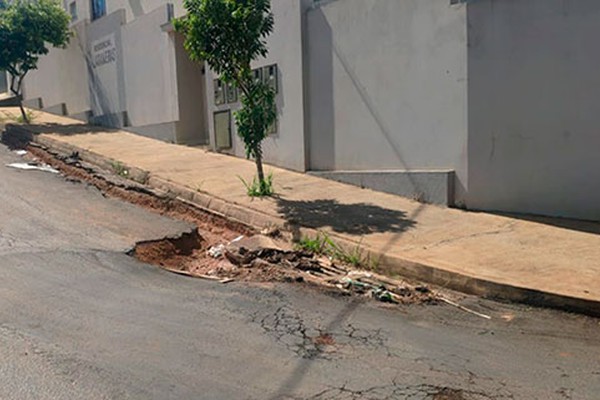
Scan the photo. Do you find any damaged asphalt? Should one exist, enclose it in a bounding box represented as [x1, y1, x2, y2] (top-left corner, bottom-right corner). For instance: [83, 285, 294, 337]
[0, 144, 598, 400]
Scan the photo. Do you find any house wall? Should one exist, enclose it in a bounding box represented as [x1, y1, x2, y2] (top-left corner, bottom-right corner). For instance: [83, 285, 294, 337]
[467, 0, 600, 221]
[121, 5, 179, 140]
[174, 33, 208, 145]
[306, 0, 469, 202]
[86, 9, 128, 126]
[0, 71, 9, 95]
[23, 21, 90, 117]
[205, 0, 310, 172]
[24, 2, 187, 142]
[107, 0, 186, 22]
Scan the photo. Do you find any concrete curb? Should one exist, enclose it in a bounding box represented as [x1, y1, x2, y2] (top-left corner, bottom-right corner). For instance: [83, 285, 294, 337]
[8, 126, 600, 317]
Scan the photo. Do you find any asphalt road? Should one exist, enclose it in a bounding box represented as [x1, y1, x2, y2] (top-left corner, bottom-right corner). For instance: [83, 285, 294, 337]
[0, 144, 598, 400]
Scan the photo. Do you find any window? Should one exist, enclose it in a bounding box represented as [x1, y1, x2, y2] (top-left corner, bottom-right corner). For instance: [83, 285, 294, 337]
[91, 0, 106, 21]
[214, 79, 225, 105]
[69, 1, 77, 22]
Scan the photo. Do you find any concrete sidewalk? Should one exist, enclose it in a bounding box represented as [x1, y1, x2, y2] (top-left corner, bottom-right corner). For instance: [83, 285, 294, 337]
[3, 108, 600, 315]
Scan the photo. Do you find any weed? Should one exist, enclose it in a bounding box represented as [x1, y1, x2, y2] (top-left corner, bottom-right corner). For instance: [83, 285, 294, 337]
[295, 235, 326, 254]
[1, 110, 37, 124]
[111, 161, 129, 177]
[239, 172, 274, 197]
[295, 231, 379, 270]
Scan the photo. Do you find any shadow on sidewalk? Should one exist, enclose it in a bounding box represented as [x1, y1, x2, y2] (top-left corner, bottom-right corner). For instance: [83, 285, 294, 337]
[276, 198, 417, 235]
[23, 123, 113, 136]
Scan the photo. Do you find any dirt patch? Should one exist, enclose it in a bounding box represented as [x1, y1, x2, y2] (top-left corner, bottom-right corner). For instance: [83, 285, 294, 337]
[130, 230, 203, 269]
[313, 333, 335, 347]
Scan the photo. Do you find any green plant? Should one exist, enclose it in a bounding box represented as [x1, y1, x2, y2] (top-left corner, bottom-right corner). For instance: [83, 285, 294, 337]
[0, 0, 71, 123]
[295, 235, 325, 254]
[239, 172, 274, 197]
[0, 110, 36, 124]
[15, 109, 36, 123]
[295, 232, 379, 270]
[175, 0, 277, 195]
[111, 161, 129, 177]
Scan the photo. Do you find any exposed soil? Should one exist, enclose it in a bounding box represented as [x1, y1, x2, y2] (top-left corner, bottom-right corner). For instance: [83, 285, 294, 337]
[18, 142, 443, 306]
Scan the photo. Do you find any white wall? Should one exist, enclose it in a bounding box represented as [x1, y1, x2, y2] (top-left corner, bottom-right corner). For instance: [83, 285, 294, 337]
[23, 21, 90, 116]
[0, 71, 9, 96]
[86, 9, 129, 126]
[467, 0, 600, 221]
[306, 0, 469, 200]
[121, 5, 178, 129]
[108, 0, 186, 22]
[174, 33, 208, 145]
[205, 0, 310, 172]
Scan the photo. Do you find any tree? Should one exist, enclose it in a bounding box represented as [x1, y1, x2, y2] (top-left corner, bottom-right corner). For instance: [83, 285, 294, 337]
[0, 0, 71, 122]
[175, 0, 276, 195]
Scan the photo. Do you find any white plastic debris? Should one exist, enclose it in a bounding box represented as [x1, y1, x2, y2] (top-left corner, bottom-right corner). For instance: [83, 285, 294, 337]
[230, 235, 244, 244]
[347, 270, 373, 279]
[13, 150, 27, 156]
[6, 162, 59, 174]
[207, 244, 226, 258]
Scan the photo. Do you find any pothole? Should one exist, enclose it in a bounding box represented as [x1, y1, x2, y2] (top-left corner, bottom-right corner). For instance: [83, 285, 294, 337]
[128, 229, 204, 269]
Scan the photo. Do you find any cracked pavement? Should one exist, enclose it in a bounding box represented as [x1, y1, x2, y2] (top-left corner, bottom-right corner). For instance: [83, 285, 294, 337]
[0, 144, 598, 399]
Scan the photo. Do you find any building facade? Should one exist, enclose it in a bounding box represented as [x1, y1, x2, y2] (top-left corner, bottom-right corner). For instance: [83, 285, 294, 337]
[21, 0, 600, 221]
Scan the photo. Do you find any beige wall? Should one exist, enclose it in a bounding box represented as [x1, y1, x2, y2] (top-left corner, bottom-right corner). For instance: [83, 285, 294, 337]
[467, 0, 600, 220]
[306, 0, 469, 201]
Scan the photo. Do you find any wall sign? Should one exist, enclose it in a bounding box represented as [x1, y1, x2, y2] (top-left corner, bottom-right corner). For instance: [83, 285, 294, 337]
[92, 34, 117, 68]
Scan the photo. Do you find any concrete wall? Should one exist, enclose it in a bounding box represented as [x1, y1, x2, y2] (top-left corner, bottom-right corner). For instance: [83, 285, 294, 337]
[23, 21, 90, 116]
[306, 0, 468, 201]
[87, 9, 128, 126]
[174, 33, 208, 145]
[206, 0, 310, 172]
[0, 72, 8, 95]
[107, 0, 186, 22]
[121, 5, 178, 139]
[467, 0, 600, 221]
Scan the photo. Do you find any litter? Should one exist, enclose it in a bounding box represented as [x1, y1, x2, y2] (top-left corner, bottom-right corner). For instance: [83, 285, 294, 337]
[13, 150, 27, 156]
[207, 244, 226, 258]
[230, 235, 244, 244]
[347, 270, 373, 279]
[439, 297, 492, 320]
[6, 162, 59, 174]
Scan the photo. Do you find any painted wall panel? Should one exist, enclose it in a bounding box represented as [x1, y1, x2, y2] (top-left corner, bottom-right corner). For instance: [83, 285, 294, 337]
[306, 0, 469, 200]
[467, 0, 600, 220]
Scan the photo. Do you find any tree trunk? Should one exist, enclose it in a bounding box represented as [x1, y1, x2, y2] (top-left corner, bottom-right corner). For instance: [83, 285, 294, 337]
[254, 147, 266, 191]
[11, 74, 28, 123]
[18, 100, 28, 124]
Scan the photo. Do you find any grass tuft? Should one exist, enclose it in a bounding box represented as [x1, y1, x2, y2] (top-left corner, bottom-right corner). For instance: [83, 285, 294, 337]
[239, 172, 274, 197]
[295, 231, 379, 270]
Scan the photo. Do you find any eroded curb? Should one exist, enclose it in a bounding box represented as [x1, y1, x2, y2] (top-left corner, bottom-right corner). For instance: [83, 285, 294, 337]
[6, 124, 600, 318]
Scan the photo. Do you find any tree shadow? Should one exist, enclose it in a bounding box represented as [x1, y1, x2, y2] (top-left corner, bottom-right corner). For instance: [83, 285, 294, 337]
[276, 198, 417, 235]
